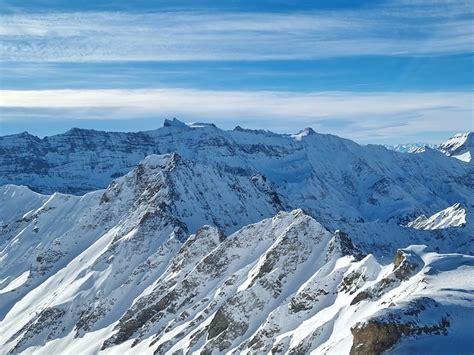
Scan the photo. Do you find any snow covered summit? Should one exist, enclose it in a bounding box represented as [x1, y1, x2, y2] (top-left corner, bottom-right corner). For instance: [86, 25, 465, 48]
[439, 132, 473, 162]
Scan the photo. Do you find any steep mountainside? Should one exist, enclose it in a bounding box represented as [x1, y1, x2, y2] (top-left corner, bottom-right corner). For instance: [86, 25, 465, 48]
[1, 200, 472, 354]
[0, 153, 283, 321]
[0, 123, 473, 354]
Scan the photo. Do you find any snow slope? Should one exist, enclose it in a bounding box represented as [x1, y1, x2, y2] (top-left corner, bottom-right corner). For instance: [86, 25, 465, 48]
[0, 207, 472, 354]
[0, 152, 284, 321]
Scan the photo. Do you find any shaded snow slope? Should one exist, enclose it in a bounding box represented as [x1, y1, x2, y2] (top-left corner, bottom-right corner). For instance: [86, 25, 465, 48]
[0, 185, 48, 224]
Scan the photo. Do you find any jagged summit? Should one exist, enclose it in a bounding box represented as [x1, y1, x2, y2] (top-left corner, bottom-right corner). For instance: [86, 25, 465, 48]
[440, 132, 473, 148]
[140, 153, 180, 168]
[291, 126, 316, 140]
[16, 131, 35, 138]
[100, 152, 281, 234]
[439, 131, 473, 162]
[163, 118, 217, 130]
[64, 127, 99, 134]
[384, 142, 437, 153]
[1, 131, 40, 141]
[163, 117, 188, 128]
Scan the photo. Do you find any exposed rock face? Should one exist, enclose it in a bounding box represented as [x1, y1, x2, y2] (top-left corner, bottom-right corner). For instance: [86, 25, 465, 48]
[350, 299, 451, 355]
[329, 230, 365, 261]
[349, 248, 423, 307]
[350, 320, 411, 355]
[350, 290, 371, 305]
[8, 307, 66, 354]
[393, 249, 423, 280]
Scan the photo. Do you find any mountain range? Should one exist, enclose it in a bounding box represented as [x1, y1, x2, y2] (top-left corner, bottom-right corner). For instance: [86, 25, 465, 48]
[0, 120, 473, 354]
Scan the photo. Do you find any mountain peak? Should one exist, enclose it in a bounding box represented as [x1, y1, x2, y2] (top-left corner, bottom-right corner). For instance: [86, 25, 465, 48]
[140, 153, 180, 169]
[439, 131, 473, 162]
[64, 127, 97, 135]
[2, 131, 39, 141]
[163, 118, 188, 128]
[405, 203, 466, 230]
[292, 127, 316, 141]
[452, 132, 472, 139]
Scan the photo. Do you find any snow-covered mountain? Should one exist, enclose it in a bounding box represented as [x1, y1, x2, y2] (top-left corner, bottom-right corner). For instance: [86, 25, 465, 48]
[1, 194, 472, 354]
[0, 122, 473, 354]
[383, 143, 437, 153]
[0, 121, 472, 196]
[438, 132, 473, 162]
[384, 133, 474, 162]
[1, 121, 473, 227]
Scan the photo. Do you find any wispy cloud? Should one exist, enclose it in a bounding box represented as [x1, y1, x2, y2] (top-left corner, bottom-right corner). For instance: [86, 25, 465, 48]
[0, 0, 472, 62]
[1, 89, 472, 142]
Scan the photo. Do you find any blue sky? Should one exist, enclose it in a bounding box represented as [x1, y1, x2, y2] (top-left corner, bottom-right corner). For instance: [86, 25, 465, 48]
[0, 0, 473, 143]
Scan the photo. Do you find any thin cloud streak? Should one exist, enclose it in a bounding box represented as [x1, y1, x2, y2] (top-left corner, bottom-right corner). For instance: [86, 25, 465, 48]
[1, 89, 472, 141]
[0, 1, 473, 62]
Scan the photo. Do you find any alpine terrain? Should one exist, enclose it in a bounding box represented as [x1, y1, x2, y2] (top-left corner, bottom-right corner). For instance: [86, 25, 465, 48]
[0, 120, 473, 354]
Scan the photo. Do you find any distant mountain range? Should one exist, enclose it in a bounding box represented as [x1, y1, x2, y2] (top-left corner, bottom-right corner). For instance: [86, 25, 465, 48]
[383, 142, 438, 153]
[0, 120, 473, 354]
[384, 132, 473, 162]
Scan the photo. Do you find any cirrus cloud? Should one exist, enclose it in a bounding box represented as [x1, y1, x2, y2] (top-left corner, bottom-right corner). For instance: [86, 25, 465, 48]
[0, 1, 473, 63]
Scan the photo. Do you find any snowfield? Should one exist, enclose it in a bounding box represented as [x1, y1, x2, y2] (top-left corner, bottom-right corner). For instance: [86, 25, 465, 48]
[0, 122, 473, 354]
